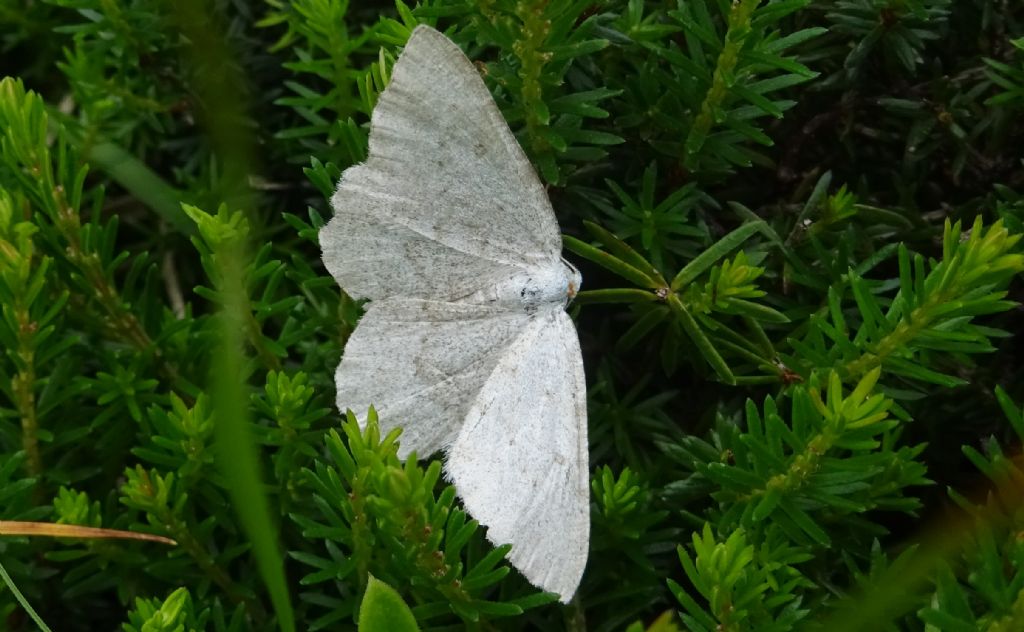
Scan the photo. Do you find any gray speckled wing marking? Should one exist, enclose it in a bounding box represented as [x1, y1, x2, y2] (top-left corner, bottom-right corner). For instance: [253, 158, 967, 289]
[334, 297, 531, 458]
[446, 308, 589, 602]
[319, 25, 562, 302]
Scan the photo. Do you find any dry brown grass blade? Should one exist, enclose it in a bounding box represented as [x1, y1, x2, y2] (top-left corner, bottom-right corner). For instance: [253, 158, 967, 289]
[0, 520, 176, 545]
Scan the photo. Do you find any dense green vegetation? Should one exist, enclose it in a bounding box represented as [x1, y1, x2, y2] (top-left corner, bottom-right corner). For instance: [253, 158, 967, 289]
[1, 1, 1023, 630]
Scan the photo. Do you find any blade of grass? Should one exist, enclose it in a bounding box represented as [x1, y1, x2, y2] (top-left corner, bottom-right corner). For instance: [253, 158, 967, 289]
[211, 239, 295, 632]
[86, 142, 194, 235]
[0, 520, 176, 545]
[0, 559, 52, 632]
[171, 1, 294, 628]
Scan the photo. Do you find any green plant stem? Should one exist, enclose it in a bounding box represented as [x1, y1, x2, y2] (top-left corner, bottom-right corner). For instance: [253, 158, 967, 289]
[405, 511, 474, 606]
[158, 502, 263, 617]
[351, 475, 373, 589]
[842, 284, 959, 379]
[46, 178, 193, 396]
[326, 16, 355, 120]
[514, 0, 551, 152]
[50, 183, 152, 349]
[245, 308, 283, 372]
[11, 303, 41, 480]
[6, 85, 182, 385]
[684, 0, 761, 168]
[745, 429, 834, 503]
[275, 426, 305, 516]
[125, 469, 258, 614]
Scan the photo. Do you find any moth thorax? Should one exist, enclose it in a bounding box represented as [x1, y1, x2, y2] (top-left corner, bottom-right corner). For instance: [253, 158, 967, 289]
[464, 262, 581, 313]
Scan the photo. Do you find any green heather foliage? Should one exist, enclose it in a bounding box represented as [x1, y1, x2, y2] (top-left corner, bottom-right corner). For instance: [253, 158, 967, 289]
[0, 0, 1023, 630]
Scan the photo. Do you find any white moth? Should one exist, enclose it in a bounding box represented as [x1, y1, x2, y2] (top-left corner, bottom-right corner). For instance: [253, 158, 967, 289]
[318, 24, 589, 601]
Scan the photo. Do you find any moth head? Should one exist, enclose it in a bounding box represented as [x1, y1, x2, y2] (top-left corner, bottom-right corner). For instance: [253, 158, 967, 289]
[517, 260, 582, 312]
[562, 258, 582, 302]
